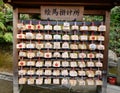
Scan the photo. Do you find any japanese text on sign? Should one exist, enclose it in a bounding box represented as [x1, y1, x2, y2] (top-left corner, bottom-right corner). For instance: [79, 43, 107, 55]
[41, 6, 84, 20]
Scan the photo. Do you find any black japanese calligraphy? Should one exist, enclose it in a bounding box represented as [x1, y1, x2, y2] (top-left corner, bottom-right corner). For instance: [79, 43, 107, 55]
[52, 8, 59, 16]
[41, 6, 83, 20]
[73, 9, 80, 16]
[60, 9, 66, 16]
[44, 9, 51, 15]
[44, 8, 80, 16]
[66, 10, 73, 16]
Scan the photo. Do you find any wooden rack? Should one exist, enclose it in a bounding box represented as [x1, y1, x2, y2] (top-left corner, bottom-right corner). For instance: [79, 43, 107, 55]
[4, 0, 120, 93]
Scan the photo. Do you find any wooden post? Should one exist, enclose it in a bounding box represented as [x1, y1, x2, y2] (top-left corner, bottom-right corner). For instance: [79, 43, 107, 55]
[102, 10, 110, 93]
[13, 8, 19, 93]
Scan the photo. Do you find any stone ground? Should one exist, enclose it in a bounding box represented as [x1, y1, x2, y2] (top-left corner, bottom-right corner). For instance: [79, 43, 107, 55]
[0, 72, 120, 93]
[0, 79, 13, 93]
[107, 84, 120, 93]
[0, 79, 120, 93]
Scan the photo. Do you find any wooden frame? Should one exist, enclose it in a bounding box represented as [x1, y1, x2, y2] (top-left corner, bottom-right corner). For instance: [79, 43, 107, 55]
[12, 7, 110, 93]
[13, 8, 19, 93]
[5, 0, 115, 92]
[102, 11, 110, 93]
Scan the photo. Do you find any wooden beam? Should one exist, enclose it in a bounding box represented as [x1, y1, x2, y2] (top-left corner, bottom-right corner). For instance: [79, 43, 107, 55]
[18, 8, 106, 16]
[84, 10, 106, 15]
[13, 8, 19, 93]
[102, 10, 110, 93]
[18, 8, 40, 14]
[80, 6, 84, 21]
[13, 1, 112, 6]
[104, 10, 110, 75]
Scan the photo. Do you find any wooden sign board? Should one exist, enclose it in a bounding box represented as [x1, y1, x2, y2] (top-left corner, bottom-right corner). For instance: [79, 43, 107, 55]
[41, 6, 84, 21]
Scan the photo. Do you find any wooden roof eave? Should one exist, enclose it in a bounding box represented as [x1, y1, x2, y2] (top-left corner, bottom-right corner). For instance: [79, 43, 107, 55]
[3, 0, 120, 10]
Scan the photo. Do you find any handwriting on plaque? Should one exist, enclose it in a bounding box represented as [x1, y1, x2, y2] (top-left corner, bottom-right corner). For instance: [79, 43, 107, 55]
[41, 6, 84, 20]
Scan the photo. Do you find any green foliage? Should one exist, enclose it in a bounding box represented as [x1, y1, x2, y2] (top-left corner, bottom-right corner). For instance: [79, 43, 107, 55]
[20, 14, 30, 20]
[0, 1, 13, 43]
[0, 22, 6, 31]
[109, 6, 120, 56]
[0, 11, 6, 31]
[84, 15, 103, 21]
[3, 33, 13, 43]
[0, 34, 5, 43]
[0, 0, 3, 5]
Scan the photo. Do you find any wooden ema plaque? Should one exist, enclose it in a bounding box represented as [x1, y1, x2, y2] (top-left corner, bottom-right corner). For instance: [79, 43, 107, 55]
[41, 6, 84, 20]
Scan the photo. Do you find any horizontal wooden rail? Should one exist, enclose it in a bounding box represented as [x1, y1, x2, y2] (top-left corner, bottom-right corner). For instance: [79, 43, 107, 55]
[14, 1, 112, 6]
[18, 8, 106, 15]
